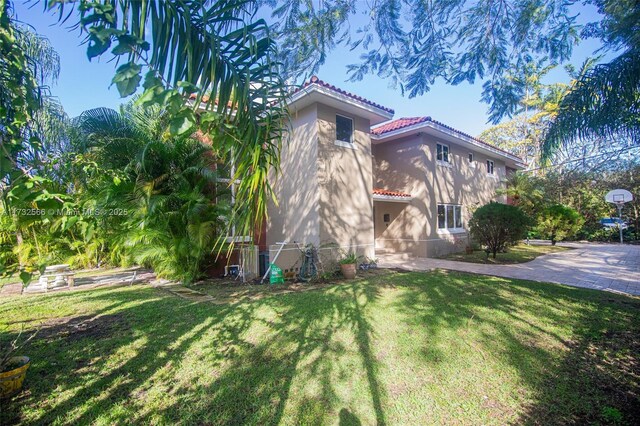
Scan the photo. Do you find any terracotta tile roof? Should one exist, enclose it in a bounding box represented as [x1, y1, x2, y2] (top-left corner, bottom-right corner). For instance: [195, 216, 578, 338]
[371, 116, 522, 160]
[294, 76, 395, 114]
[373, 188, 412, 198]
[370, 117, 431, 135]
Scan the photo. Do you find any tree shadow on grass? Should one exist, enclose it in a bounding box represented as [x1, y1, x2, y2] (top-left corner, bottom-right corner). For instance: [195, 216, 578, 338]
[1, 282, 388, 425]
[1, 287, 243, 425]
[146, 282, 388, 425]
[391, 270, 640, 424]
[6, 271, 634, 425]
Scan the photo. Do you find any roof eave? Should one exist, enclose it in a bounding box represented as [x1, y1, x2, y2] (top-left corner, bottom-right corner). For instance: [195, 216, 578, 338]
[289, 84, 394, 125]
[372, 194, 413, 203]
[372, 121, 525, 168]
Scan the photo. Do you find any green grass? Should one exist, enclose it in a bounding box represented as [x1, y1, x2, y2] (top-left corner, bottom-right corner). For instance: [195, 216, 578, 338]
[441, 243, 570, 264]
[1, 271, 638, 425]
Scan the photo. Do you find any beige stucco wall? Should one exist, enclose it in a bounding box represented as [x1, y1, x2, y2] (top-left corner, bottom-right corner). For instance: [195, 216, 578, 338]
[373, 132, 507, 257]
[267, 104, 320, 250]
[267, 102, 376, 272]
[317, 103, 375, 260]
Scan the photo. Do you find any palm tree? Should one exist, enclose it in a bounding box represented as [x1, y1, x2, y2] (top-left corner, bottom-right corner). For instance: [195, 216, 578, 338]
[542, 0, 640, 160]
[73, 104, 229, 283]
[498, 171, 545, 218]
[40, 0, 290, 247]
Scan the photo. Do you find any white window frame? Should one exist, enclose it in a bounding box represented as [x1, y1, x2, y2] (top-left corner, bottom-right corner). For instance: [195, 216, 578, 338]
[436, 143, 450, 164]
[335, 114, 356, 149]
[216, 160, 251, 243]
[486, 160, 495, 176]
[437, 203, 465, 233]
[468, 152, 476, 168]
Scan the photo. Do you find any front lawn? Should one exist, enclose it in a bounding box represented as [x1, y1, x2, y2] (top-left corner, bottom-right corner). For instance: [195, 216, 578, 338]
[441, 243, 570, 264]
[1, 271, 638, 425]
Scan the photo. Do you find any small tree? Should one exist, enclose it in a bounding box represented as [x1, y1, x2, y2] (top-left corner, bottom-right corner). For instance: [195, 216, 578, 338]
[469, 202, 530, 259]
[537, 204, 584, 245]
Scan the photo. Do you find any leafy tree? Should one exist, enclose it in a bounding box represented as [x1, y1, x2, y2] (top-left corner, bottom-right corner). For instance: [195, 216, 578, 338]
[266, 1, 590, 114]
[537, 204, 584, 245]
[479, 58, 614, 170]
[1, 2, 69, 282]
[267, 0, 639, 150]
[469, 202, 530, 259]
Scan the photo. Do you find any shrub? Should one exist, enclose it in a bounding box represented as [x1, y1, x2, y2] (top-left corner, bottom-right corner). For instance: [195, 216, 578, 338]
[469, 202, 530, 258]
[537, 204, 584, 245]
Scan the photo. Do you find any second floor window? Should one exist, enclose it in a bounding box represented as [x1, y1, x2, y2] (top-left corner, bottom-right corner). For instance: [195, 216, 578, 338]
[437, 143, 449, 162]
[486, 160, 495, 175]
[468, 153, 474, 163]
[336, 114, 353, 143]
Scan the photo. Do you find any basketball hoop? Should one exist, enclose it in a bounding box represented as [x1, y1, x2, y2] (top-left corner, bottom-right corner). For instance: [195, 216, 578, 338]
[605, 189, 634, 243]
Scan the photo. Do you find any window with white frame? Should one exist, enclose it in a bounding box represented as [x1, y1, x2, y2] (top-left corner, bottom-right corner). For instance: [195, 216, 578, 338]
[336, 114, 353, 144]
[486, 160, 495, 175]
[437, 204, 463, 231]
[216, 161, 250, 242]
[436, 143, 449, 163]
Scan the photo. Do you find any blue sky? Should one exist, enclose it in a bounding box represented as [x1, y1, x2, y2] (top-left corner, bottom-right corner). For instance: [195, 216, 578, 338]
[13, 1, 608, 137]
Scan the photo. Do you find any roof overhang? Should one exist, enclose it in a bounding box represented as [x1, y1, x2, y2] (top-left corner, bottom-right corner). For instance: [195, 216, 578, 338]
[373, 194, 412, 203]
[289, 84, 394, 125]
[372, 121, 526, 169]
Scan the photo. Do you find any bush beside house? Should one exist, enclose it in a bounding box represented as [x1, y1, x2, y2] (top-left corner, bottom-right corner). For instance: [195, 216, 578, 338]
[469, 202, 530, 258]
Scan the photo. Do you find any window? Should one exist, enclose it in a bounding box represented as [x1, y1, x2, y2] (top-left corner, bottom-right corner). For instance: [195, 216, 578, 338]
[436, 143, 449, 163]
[336, 115, 353, 143]
[437, 204, 464, 231]
[486, 160, 494, 175]
[454, 205, 462, 228]
[216, 160, 249, 242]
[215, 162, 235, 205]
[468, 153, 473, 163]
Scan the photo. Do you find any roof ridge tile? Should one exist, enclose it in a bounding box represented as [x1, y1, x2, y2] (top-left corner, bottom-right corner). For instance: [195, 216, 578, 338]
[294, 76, 395, 114]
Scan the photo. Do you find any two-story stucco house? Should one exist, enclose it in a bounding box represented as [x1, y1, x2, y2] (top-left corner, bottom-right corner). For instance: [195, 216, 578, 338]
[266, 76, 525, 271]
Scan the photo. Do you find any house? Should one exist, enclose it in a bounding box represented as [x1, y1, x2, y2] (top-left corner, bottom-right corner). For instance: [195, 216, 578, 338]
[265, 76, 525, 272]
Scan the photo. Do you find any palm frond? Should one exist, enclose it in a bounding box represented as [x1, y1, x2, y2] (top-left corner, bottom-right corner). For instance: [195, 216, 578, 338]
[543, 49, 640, 160]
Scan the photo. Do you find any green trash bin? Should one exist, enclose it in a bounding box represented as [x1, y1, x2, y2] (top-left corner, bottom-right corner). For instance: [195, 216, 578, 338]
[269, 264, 284, 284]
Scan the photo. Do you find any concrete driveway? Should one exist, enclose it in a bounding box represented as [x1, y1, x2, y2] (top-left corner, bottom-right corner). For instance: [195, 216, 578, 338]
[378, 242, 640, 296]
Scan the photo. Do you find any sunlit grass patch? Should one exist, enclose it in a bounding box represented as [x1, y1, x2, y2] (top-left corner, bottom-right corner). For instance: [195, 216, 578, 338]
[440, 243, 570, 264]
[1, 271, 638, 425]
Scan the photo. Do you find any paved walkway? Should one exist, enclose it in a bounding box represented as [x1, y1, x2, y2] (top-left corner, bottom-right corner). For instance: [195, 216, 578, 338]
[378, 242, 640, 296]
[0, 268, 156, 297]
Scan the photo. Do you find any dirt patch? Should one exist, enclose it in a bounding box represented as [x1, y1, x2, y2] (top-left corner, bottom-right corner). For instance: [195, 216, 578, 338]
[190, 268, 396, 304]
[35, 314, 129, 342]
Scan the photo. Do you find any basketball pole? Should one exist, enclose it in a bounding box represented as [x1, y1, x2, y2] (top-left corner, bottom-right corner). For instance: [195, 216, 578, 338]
[605, 190, 633, 245]
[617, 203, 624, 244]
